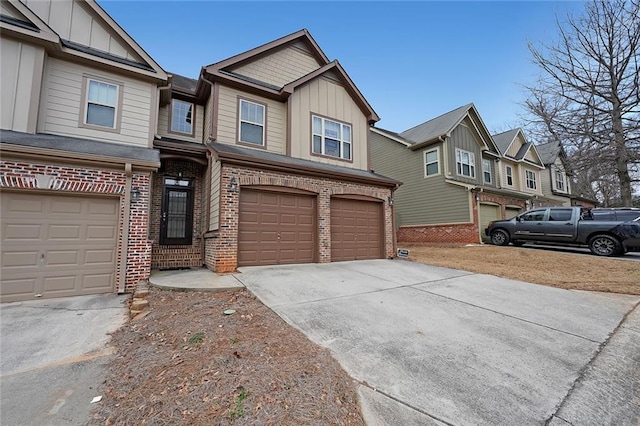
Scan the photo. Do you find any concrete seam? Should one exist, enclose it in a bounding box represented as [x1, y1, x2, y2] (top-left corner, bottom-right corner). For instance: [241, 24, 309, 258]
[543, 301, 640, 425]
[410, 286, 603, 344]
[359, 381, 457, 426]
[6, 305, 125, 313]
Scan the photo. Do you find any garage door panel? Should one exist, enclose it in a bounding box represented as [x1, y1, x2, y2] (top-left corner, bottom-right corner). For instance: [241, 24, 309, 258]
[1, 192, 118, 302]
[331, 198, 383, 262]
[479, 204, 501, 242]
[238, 189, 316, 266]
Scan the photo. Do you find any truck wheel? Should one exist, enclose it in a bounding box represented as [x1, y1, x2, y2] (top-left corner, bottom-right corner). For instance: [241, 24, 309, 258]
[490, 229, 510, 246]
[588, 234, 622, 257]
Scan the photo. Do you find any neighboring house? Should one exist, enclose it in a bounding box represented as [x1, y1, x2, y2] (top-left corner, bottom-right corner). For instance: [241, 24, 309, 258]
[370, 105, 545, 243]
[535, 141, 598, 208]
[150, 29, 399, 272]
[0, 0, 167, 302]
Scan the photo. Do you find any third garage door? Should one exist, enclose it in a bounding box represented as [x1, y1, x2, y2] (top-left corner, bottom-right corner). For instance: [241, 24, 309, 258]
[331, 198, 383, 262]
[238, 189, 316, 266]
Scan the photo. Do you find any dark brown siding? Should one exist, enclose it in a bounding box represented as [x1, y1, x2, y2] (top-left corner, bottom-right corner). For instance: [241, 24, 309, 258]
[331, 198, 383, 261]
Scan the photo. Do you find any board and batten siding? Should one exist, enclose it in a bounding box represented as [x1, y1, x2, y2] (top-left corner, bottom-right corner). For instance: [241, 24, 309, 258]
[215, 85, 285, 154]
[38, 57, 154, 147]
[23, 0, 145, 64]
[209, 159, 221, 230]
[289, 78, 368, 170]
[1, 38, 45, 133]
[230, 43, 321, 89]
[446, 124, 483, 186]
[370, 131, 471, 226]
[157, 103, 204, 143]
[506, 134, 524, 158]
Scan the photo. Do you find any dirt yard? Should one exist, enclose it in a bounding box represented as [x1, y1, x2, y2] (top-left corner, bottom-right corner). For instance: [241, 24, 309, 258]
[90, 244, 638, 425]
[404, 243, 640, 295]
[89, 290, 364, 426]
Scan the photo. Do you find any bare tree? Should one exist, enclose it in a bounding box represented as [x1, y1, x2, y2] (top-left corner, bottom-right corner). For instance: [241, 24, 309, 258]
[524, 0, 640, 205]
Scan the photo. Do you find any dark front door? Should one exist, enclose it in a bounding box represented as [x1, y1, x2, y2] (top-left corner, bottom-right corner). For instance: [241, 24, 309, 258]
[160, 177, 194, 246]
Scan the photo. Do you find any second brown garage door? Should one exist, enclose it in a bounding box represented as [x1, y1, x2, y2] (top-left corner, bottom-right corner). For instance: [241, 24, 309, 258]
[238, 189, 316, 266]
[331, 198, 383, 262]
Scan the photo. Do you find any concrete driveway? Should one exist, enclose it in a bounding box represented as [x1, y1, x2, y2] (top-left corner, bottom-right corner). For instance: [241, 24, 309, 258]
[236, 259, 640, 425]
[0, 294, 128, 425]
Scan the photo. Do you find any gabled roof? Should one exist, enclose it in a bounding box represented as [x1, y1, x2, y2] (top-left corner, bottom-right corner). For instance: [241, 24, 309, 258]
[0, 0, 59, 44]
[491, 128, 544, 168]
[399, 103, 500, 154]
[536, 141, 563, 165]
[491, 128, 520, 155]
[370, 127, 412, 146]
[205, 29, 329, 71]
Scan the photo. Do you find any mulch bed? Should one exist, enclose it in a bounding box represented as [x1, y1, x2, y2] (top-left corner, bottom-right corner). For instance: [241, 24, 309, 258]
[89, 289, 365, 425]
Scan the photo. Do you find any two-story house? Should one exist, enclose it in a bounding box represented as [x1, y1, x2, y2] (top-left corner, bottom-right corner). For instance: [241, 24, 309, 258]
[0, 0, 167, 302]
[370, 104, 545, 244]
[149, 30, 399, 273]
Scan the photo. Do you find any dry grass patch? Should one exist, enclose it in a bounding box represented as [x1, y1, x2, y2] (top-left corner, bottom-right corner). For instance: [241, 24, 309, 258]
[404, 244, 640, 295]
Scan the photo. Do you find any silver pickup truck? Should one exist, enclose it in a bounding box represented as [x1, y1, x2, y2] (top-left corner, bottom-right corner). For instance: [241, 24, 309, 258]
[485, 206, 640, 256]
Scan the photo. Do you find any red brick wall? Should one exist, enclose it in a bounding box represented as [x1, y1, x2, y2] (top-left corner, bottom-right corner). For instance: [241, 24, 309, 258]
[149, 160, 205, 269]
[204, 164, 395, 273]
[0, 160, 152, 293]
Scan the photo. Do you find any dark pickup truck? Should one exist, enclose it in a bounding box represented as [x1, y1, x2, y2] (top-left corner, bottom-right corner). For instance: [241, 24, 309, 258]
[485, 206, 640, 256]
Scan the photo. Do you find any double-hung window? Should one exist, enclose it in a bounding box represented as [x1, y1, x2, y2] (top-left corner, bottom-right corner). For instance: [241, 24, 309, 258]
[424, 148, 439, 176]
[506, 166, 514, 186]
[85, 79, 118, 128]
[526, 169, 537, 190]
[312, 115, 351, 160]
[455, 148, 475, 178]
[555, 170, 565, 191]
[482, 159, 492, 183]
[239, 99, 265, 146]
[171, 99, 194, 135]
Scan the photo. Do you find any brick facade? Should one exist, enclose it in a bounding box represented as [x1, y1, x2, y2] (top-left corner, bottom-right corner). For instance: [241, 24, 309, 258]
[204, 164, 395, 273]
[0, 159, 152, 293]
[150, 160, 205, 269]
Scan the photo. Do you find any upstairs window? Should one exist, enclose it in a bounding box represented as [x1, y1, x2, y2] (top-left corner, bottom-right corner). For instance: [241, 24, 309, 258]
[170, 99, 194, 135]
[424, 148, 440, 177]
[555, 170, 565, 191]
[239, 99, 265, 146]
[506, 166, 514, 186]
[85, 79, 118, 128]
[482, 159, 492, 183]
[526, 169, 537, 190]
[312, 115, 352, 161]
[455, 148, 475, 178]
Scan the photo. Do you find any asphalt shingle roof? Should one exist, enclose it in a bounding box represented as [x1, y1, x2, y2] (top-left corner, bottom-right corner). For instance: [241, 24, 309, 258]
[535, 141, 561, 165]
[491, 128, 520, 155]
[399, 103, 473, 144]
[170, 73, 198, 94]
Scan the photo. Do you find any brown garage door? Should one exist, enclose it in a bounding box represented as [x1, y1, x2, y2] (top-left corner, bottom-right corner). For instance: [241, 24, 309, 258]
[238, 189, 316, 266]
[331, 198, 383, 262]
[1, 192, 119, 303]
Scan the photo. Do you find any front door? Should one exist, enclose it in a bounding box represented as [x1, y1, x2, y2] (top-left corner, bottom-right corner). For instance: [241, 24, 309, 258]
[160, 177, 194, 246]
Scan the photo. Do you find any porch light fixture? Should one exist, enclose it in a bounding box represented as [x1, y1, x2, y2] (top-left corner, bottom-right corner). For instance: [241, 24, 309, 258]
[388, 196, 394, 207]
[228, 177, 239, 193]
[130, 187, 141, 202]
[475, 194, 480, 202]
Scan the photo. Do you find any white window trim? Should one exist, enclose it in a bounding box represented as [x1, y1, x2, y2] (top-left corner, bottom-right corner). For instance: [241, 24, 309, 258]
[554, 169, 566, 192]
[238, 98, 266, 146]
[170, 99, 195, 136]
[423, 147, 441, 178]
[505, 165, 514, 187]
[311, 114, 352, 161]
[525, 169, 537, 190]
[79, 76, 123, 133]
[482, 159, 492, 184]
[455, 148, 476, 178]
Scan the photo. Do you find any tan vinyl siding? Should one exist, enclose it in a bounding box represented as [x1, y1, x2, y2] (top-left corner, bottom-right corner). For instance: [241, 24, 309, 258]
[230, 44, 321, 88]
[370, 132, 471, 226]
[1, 38, 44, 133]
[446, 125, 483, 186]
[24, 0, 144, 63]
[524, 149, 538, 163]
[540, 166, 553, 197]
[38, 57, 154, 147]
[506, 134, 524, 157]
[209, 160, 221, 230]
[521, 167, 543, 196]
[289, 78, 368, 169]
[215, 85, 285, 154]
[157, 102, 204, 143]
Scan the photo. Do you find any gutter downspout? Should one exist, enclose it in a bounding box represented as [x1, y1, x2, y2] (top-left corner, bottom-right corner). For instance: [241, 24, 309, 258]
[200, 71, 215, 142]
[391, 183, 399, 258]
[200, 150, 212, 266]
[119, 163, 133, 293]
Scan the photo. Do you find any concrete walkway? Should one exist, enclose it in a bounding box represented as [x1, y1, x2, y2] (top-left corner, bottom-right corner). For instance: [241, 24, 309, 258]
[147, 261, 640, 425]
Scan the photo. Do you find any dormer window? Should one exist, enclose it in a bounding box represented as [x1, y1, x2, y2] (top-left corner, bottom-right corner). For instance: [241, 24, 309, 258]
[312, 115, 352, 161]
[239, 99, 265, 146]
[170, 99, 194, 135]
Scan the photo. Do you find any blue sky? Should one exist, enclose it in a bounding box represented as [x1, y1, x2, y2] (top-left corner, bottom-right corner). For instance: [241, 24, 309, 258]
[100, 1, 585, 135]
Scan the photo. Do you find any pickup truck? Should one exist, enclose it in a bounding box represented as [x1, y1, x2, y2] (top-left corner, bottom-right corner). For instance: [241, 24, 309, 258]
[485, 206, 640, 256]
